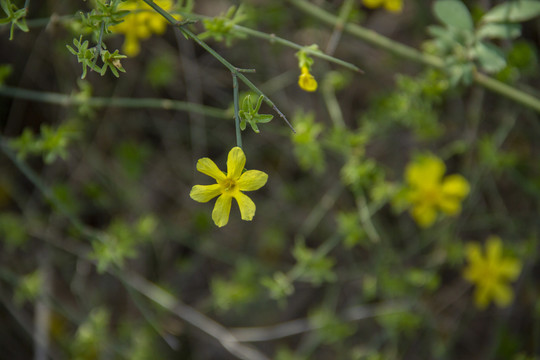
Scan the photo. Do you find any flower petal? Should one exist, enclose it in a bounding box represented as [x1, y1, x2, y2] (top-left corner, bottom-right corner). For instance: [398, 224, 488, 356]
[499, 258, 522, 280]
[384, 0, 403, 12]
[411, 204, 437, 228]
[298, 69, 318, 92]
[486, 236, 502, 263]
[465, 242, 483, 265]
[442, 174, 470, 199]
[406, 155, 445, 187]
[237, 170, 268, 191]
[212, 194, 232, 227]
[438, 197, 461, 215]
[190, 184, 222, 203]
[362, 0, 385, 8]
[474, 285, 491, 310]
[234, 192, 256, 221]
[492, 283, 514, 308]
[227, 147, 246, 180]
[197, 158, 226, 181]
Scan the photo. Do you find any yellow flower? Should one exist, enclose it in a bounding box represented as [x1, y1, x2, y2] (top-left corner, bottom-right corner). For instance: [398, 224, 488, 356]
[404, 154, 469, 227]
[110, 0, 179, 57]
[463, 236, 522, 309]
[190, 147, 268, 227]
[362, 0, 403, 12]
[298, 66, 318, 92]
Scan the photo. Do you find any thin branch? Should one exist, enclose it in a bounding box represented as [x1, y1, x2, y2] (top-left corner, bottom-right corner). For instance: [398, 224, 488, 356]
[24, 0, 30, 14]
[230, 302, 408, 342]
[233, 25, 363, 73]
[324, 0, 354, 56]
[0, 85, 229, 119]
[232, 73, 242, 148]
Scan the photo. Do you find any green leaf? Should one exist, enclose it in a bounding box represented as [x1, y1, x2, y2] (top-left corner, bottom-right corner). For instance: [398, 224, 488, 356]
[1, 0, 11, 15]
[433, 0, 474, 31]
[254, 95, 263, 113]
[475, 41, 507, 73]
[255, 114, 273, 123]
[476, 23, 521, 39]
[482, 0, 540, 23]
[16, 19, 28, 32]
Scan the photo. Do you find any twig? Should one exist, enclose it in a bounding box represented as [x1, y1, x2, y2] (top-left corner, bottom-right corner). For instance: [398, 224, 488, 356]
[232, 72, 242, 148]
[297, 183, 343, 239]
[324, 0, 354, 56]
[233, 25, 363, 73]
[230, 301, 408, 342]
[0, 85, 229, 119]
[33, 247, 51, 360]
[356, 190, 381, 243]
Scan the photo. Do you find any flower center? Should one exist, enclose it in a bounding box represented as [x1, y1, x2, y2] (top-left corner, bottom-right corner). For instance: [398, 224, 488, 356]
[221, 178, 237, 193]
[421, 185, 442, 206]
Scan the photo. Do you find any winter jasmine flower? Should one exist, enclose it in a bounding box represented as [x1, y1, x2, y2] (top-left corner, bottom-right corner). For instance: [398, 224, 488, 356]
[463, 236, 522, 309]
[190, 147, 268, 227]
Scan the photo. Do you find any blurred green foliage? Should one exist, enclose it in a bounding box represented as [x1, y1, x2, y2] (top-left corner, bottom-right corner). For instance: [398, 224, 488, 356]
[1, 0, 540, 359]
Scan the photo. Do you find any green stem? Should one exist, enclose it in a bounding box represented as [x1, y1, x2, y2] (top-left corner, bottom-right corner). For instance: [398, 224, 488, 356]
[232, 73, 242, 149]
[325, 0, 355, 55]
[289, 0, 540, 114]
[92, 0, 110, 68]
[233, 25, 362, 73]
[141, 0, 295, 132]
[474, 72, 540, 113]
[0, 85, 229, 118]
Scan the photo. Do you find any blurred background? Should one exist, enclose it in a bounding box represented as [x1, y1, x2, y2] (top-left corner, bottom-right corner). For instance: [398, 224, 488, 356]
[1, 0, 540, 359]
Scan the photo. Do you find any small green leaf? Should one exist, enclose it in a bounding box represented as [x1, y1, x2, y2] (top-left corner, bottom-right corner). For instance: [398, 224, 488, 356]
[0, 0, 11, 15]
[16, 19, 28, 32]
[66, 45, 77, 55]
[433, 0, 474, 31]
[254, 95, 264, 113]
[482, 0, 540, 23]
[475, 41, 507, 73]
[249, 122, 260, 133]
[476, 23, 521, 39]
[241, 95, 250, 111]
[255, 114, 273, 123]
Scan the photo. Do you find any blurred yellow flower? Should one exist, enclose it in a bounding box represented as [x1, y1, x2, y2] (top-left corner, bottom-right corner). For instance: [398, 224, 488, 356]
[362, 0, 403, 13]
[190, 147, 268, 227]
[298, 66, 318, 92]
[404, 154, 469, 227]
[110, 0, 179, 57]
[463, 236, 522, 309]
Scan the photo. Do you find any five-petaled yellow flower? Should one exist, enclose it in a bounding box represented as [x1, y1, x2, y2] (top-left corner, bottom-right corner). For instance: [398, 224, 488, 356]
[463, 236, 522, 309]
[190, 147, 268, 227]
[362, 0, 403, 13]
[110, 0, 179, 57]
[404, 154, 470, 227]
[298, 66, 318, 92]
